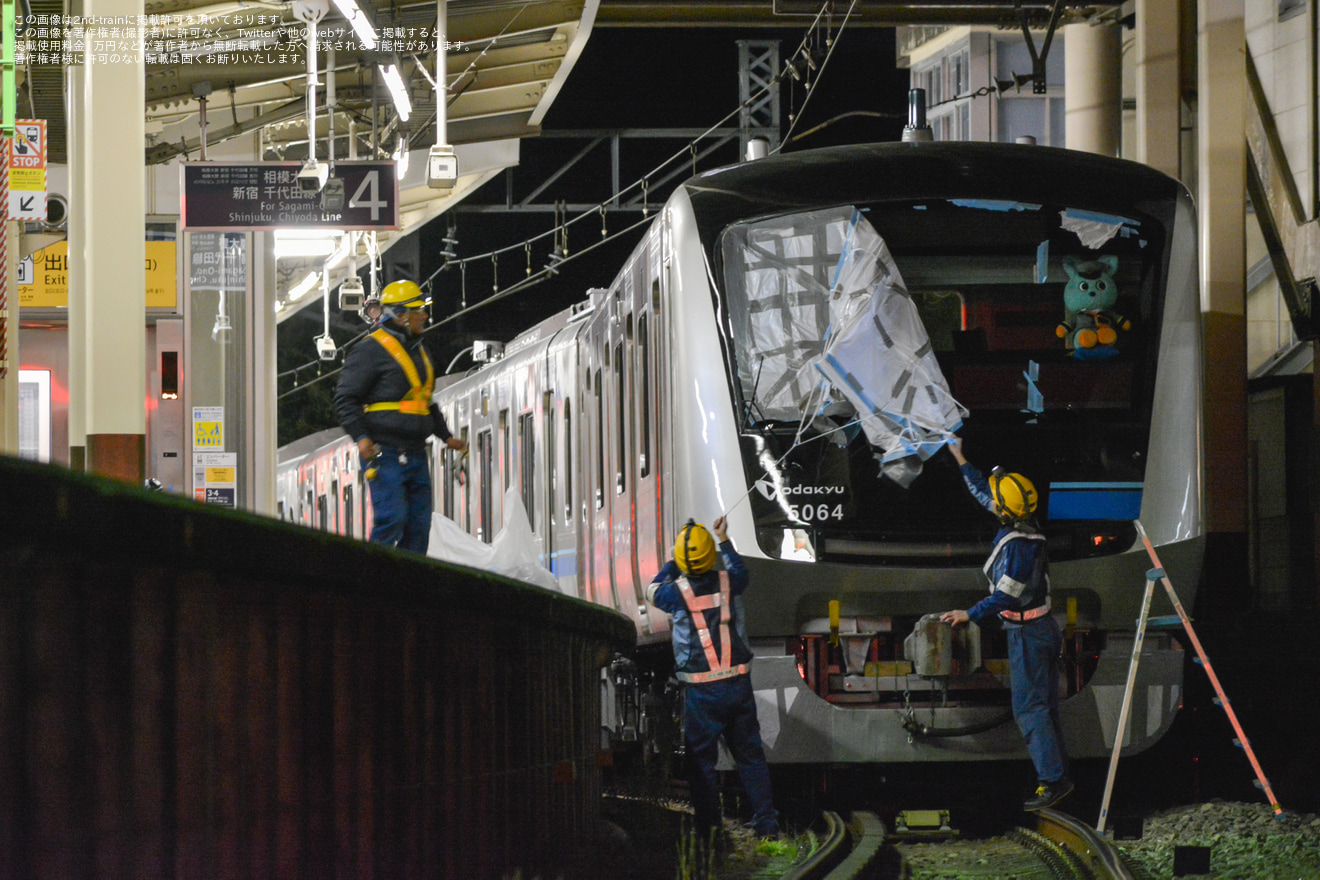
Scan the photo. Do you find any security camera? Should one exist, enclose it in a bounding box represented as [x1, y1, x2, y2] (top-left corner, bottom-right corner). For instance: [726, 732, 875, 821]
[315, 334, 338, 361]
[298, 159, 329, 194]
[338, 276, 365, 312]
[427, 145, 458, 190]
[321, 177, 345, 211]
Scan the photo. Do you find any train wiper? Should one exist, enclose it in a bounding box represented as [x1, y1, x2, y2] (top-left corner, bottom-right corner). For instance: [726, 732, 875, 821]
[744, 356, 767, 426]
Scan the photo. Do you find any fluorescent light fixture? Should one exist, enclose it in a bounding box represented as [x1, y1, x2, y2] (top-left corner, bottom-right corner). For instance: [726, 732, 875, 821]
[287, 271, 322, 302]
[379, 63, 411, 122]
[330, 0, 377, 49]
[394, 135, 410, 180]
[273, 229, 342, 259]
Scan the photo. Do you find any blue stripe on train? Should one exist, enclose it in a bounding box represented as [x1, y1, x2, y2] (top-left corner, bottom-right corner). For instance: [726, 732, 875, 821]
[1047, 482, 1143, 521]
[547, 551, 578, 579]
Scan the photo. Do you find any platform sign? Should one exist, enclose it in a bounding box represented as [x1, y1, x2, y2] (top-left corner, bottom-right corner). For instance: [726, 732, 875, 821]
[7, 119, 46, 220]
[193, 451, 236, 507]
[181, 161, 400, 230]
[17, 239, 178, 308]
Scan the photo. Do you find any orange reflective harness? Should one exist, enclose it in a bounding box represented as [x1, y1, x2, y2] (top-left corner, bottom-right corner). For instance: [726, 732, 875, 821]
[362, 329, 435, 416]
[675, 571, 750, 684]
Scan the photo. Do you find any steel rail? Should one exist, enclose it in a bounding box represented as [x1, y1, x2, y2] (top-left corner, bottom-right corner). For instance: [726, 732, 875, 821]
[1036, 809, 1138, 880]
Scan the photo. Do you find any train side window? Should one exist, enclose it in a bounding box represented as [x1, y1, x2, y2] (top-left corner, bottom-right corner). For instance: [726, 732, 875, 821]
[519, 411, 536, 532]
[615, 342, 626, 495]
[595, 368, 605, 509]
[344, 485, 355, 539]
[545, 392, 557, 526]
[564, 399, 573, 521]
[638, 313, 651, 478]
[478, 430, 494, 543]
[460, 426, 471, 533]
[500, 409, 510, 491]
[331, 477, 340, 533]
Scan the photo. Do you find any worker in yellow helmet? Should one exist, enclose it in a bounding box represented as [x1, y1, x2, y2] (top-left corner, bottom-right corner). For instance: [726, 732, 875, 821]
[940, 435, 1072, 811]
[645, 515, 780, 845]
[333, 279, 468, 552]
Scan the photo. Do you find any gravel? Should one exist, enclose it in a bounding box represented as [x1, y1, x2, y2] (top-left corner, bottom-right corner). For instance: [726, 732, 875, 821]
[1115, 800, 1320, 880]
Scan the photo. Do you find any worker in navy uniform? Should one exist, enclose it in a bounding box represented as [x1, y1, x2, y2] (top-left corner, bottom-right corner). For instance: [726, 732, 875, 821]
[334, 279, 468, 553]
[940, 437, 1073, 811]
[646, 516, 780, 841]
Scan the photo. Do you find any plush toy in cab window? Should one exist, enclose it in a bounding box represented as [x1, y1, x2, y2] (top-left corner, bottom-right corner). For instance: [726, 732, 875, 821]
[1056, 255, 1130, 361]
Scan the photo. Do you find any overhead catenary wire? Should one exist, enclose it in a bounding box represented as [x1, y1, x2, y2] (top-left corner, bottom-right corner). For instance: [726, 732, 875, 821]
[279, 0, 859, 398]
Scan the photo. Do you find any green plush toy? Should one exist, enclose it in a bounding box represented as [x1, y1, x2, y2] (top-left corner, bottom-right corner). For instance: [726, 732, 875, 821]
[1056, 255, 1131, 360]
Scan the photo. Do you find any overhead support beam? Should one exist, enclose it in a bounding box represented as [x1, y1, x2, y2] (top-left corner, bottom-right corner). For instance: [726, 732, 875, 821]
[595, 0, 1116, 27]
[1244, 48, 1318, 340]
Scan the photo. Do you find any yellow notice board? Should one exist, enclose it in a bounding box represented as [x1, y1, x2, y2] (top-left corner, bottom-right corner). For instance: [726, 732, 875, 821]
[17, 240, 178, 309]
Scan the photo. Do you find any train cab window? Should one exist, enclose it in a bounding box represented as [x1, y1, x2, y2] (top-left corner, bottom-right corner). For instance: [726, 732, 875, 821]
[614, 342, 626, 495]
[519, 411, 536, 532]
[564, 400, 573, 521]
[477, 430, 494, 543]
[638, 314, 651, 478]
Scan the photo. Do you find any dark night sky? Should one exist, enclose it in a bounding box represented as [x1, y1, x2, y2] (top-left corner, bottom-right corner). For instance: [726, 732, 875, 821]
[278, 24, 909, 444]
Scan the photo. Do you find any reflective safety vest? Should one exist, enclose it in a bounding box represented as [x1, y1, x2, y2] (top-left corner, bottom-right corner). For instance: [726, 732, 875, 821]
[675, 571, 750, 684]
[362, 329, 435, 416]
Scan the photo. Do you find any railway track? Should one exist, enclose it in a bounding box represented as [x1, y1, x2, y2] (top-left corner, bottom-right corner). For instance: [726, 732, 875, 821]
[776, 808, 1134, 880]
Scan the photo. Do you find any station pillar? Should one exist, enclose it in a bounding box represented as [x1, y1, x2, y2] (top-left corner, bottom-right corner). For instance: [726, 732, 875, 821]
[1064, 21, 1120, 157]
[76, 0, 147, 483]
[1197, 0, 1248, 610]
[1134, 0, 1183, 177]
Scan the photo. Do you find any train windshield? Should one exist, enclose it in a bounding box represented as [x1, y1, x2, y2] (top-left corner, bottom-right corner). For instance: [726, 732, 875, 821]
[718, 198, 1168, 564]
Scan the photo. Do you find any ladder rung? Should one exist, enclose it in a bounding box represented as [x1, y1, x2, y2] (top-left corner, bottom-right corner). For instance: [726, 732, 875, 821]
[1145, 567, 1166, 581]
[1253, 780, 1264, 791]
[1146, 615, 1182, 630]
[1192, 657, 1205, 665]
[1233, 738, 1246, 748]
[1212, 696, 1228, 706]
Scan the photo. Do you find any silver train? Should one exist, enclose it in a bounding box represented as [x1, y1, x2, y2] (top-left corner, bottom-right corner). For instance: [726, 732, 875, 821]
[278, 141, 1204, 765]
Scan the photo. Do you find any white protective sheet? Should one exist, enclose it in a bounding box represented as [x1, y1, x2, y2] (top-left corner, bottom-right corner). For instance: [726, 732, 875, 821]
[427, 487, 561, 592]
[805, 209, 966, 486]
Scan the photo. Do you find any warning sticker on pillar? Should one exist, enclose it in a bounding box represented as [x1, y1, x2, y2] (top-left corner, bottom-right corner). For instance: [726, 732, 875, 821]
[7, 119, 47, 221]
[192, 406, 224, 450]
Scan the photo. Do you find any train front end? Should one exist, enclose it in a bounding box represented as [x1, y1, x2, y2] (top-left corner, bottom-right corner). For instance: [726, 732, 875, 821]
[684, 142, 1203, 764]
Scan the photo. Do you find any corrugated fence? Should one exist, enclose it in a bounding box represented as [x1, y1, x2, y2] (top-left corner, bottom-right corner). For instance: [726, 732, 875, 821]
[0, 456, 635, 880]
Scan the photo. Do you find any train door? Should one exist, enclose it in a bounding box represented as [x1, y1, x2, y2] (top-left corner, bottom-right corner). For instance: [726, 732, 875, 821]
[634, 249, 664, 634]
[588, 322, 619, 611]
[342, 447, 357, 539]
[477, 427, 494, 542]
[611, 273, 645, 625]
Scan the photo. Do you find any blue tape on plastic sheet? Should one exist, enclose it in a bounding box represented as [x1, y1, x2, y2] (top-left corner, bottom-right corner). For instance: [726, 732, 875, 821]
[949, 199, 1043, 212]
[1047, 482, 1143, 520]
[1061, 208, 1137, 229]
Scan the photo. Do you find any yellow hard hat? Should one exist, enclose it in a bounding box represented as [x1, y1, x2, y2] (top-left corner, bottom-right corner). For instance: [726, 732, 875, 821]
[380, 279, 427, 309]
[989, 469, 1038, 519]
[674, 519, 717, 575]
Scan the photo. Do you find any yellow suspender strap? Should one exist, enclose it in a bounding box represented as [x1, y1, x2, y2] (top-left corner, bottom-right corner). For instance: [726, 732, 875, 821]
[363, 329, 436, 415]
[676, 572, 735, 680]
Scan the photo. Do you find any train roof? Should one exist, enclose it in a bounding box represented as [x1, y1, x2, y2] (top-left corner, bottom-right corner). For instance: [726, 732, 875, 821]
[277, 426, 347, 464]
[684, 141, 1186, 239]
